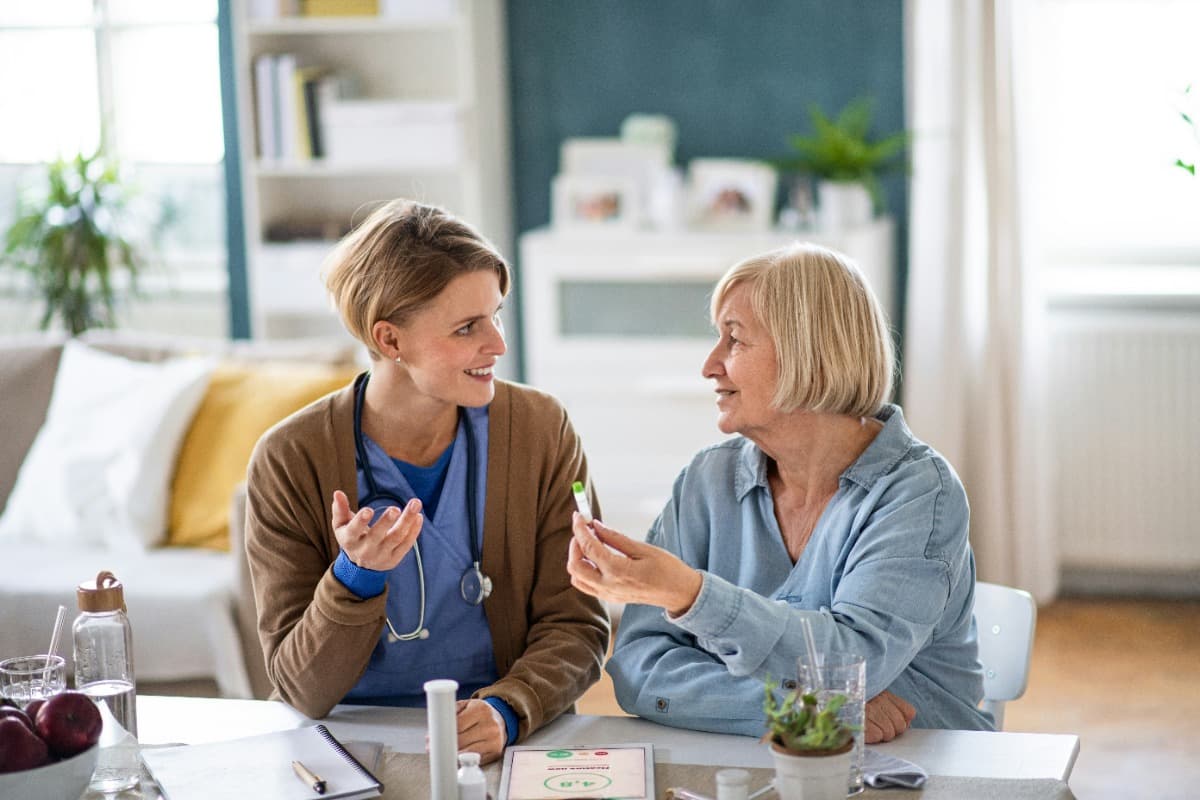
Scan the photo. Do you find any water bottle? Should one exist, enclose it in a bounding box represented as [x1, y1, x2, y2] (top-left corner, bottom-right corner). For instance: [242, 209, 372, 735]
[74, 570, 140, 793]
[456, 751, 486, 800]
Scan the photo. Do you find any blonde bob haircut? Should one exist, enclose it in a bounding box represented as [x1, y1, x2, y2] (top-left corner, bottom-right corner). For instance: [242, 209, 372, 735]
[710, 243, 895, 418]
[323, 199, 510, 359]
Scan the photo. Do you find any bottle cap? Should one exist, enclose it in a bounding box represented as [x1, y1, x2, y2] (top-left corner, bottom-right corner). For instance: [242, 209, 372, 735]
[715, 768, 750, 787]
[458, 752, 481, 767]
[77, 570, 127, 613]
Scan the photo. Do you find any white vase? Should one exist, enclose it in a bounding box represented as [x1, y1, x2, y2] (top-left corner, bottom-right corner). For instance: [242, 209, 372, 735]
[816, 180, 873, 231]
[770, 742, 853, 800]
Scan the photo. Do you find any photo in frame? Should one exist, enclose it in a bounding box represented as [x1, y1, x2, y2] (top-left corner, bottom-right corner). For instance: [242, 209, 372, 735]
[552, 173, 640, 230]
[558, 138, 673, 228]
[686, 158, 778, 231]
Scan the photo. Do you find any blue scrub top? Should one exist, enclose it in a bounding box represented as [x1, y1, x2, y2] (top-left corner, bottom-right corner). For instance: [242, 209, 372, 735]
[342, 405, 499, 706]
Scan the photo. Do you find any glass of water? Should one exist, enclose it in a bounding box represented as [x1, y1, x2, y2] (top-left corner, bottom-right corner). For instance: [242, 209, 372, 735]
[0, 654, 66, 709]
[797, 651, 866, 795]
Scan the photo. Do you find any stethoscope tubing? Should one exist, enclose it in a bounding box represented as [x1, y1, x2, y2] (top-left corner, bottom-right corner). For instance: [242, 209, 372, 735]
[351, 373, 490, 642]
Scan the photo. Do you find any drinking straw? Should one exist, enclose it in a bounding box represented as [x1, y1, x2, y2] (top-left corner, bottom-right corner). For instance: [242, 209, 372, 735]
[44, 604, 66, 685]
[799, 615, 824, 691]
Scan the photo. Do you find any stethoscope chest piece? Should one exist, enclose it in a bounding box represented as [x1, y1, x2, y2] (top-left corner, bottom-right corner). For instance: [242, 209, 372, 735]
[460, 562, 493, 606]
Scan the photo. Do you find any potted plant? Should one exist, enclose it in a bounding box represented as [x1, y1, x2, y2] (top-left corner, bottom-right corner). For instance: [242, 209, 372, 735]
[1, 150, 147, 335]
[778, 96, 909, 231]
[763, 678, 856, 800]
[1177, 83, 1198, 176]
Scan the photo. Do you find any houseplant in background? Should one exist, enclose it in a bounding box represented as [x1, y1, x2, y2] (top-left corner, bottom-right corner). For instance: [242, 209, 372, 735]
[763, 678, 856, 800]
[1176, 83, 1199, 176]
[778, 96, 909, 231]
[1, 150, 148, 335]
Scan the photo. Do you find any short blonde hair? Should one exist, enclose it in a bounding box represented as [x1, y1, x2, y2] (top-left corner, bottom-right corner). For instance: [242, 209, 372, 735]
[710, 243, 894, 417]
[323, 199, 510, 359]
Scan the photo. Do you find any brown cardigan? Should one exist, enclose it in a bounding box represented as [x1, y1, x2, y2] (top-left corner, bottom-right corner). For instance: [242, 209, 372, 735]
[244, 379, 610, 739]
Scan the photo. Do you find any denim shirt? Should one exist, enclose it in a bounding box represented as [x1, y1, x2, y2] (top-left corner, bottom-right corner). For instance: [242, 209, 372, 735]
[607, 404, 993, 736]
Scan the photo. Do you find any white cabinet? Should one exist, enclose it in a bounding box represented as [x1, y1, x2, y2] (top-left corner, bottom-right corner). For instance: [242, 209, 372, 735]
[520, 222, 895, 538]
[230, 1, 512, 339]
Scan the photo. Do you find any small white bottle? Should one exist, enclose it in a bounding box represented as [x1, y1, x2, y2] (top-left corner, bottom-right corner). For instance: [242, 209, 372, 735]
[74, 570, 139, 794]
[457, 751, 486, 800]
[715, 768, 750, 800]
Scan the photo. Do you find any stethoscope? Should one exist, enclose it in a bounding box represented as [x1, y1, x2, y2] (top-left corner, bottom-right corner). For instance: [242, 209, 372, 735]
[353, 373, 493, 643]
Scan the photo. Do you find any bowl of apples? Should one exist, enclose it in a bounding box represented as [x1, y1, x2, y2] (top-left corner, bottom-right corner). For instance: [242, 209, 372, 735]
[0, 692, 103, 800]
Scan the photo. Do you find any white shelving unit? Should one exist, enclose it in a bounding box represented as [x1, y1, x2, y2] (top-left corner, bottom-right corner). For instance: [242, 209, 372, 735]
[520, 221, 895, 539]
[230, 1, 512, 339]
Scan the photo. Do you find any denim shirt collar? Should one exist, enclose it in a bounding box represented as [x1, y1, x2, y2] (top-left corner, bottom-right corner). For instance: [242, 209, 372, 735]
[733, 403, 914, 499]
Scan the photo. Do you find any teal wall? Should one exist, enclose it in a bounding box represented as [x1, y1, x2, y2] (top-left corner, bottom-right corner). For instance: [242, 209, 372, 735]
[505, 1, 907, 377]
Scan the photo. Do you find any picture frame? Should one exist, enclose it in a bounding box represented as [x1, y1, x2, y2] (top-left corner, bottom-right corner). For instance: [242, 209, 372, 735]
[552, 173, 641, 230]
[560, 137, 671, 177]
[685, 158, 779, 231]
[558, 138, 672, 228]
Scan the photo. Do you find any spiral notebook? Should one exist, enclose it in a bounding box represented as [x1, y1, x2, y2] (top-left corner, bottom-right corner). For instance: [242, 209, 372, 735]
[142, 724, 383, 800]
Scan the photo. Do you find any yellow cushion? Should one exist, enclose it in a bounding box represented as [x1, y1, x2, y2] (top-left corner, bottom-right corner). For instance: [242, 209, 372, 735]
[167, 361, 359, 550]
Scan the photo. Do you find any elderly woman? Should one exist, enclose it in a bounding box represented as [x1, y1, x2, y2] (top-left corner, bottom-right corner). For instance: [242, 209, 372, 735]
[246, 200, 608, 764]
[567, 243, 992, 743]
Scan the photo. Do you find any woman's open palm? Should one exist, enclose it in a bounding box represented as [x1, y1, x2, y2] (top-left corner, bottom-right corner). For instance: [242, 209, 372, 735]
[331, 489, 423, 571]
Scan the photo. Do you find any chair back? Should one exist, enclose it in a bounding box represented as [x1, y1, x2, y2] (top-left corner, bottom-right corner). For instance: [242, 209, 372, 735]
[972, 581, 1037, 730]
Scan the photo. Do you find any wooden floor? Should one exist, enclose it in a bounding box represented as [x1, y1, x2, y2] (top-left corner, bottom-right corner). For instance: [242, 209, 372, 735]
[146, 597, 1200, 799]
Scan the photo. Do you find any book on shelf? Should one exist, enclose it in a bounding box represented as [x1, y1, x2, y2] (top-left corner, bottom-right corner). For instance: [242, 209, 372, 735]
[142, 723, 383, 800]
[293, 65, 329, 160]
[256, 53, 349, 165]
[301, 0, 379, 15]
[254, 54, 279, 160]
[274, 53, 300, 163]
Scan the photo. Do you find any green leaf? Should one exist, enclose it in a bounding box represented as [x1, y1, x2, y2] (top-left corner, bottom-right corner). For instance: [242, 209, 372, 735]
[779, 95, 909, 211]
[0, 147, 151, 334]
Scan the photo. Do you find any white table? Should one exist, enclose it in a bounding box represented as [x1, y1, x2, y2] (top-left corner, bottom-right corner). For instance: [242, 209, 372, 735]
[137, 695, 1078, 783]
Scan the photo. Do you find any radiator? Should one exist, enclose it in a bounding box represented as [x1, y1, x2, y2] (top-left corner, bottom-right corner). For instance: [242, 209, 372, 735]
[1049, 307, 1200, 570]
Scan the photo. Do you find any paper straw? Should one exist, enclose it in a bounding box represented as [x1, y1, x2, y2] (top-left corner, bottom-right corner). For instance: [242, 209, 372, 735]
[799, 615, 823, 690]
[44, 605, 66, 685]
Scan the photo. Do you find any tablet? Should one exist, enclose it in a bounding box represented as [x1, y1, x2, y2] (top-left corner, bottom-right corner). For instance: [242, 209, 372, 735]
[497, 743, 655, 800]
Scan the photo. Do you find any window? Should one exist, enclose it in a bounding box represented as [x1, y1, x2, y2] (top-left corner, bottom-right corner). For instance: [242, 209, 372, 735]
[1022, 0, 1200, 295]
[0, 0, 227, 325]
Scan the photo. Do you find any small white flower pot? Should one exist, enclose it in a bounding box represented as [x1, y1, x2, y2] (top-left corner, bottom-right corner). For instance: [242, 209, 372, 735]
[816, 180, 873, 231]
[770, 742, 853, 800]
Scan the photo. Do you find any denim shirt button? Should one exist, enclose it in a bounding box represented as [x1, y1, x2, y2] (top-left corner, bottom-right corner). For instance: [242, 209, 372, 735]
[655, 697, 669, 712]
[782, 679, 798, 690]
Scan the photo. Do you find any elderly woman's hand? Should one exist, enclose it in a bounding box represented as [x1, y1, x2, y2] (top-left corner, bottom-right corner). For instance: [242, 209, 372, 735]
[567, 513, 703, 615]
[331, 489, 423, 571]
[864, 690, 917, 743]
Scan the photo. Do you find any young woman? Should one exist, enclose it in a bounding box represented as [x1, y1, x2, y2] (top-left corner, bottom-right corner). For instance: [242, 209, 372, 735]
[245, 200, 608, 764]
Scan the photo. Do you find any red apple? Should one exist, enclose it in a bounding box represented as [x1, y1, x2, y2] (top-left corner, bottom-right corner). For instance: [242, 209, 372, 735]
[0, 706, 33, 730]
[0, 716, 49, 773]
[33, 690, 102, 758]
[23, 697, 45, 721]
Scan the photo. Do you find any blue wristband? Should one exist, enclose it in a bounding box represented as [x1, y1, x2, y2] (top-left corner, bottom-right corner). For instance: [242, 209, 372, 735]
[483, 696, 519, 745]
[332, 550, 388, 599]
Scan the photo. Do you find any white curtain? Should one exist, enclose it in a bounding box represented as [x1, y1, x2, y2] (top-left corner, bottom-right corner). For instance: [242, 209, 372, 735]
[903, 0, 1057, 602]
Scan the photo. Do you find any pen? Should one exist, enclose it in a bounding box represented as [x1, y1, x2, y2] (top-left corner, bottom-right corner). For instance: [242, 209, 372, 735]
[571, 480, 593, 524]
[292, 760, 327, 795]
[666, 789, 712, 800]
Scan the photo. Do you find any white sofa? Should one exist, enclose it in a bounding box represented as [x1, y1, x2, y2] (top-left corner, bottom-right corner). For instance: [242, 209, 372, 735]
[0, 331, 357, 698]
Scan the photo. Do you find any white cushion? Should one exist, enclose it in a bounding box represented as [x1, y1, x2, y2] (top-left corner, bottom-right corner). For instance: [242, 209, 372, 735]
[0, 341, 215, 550]
[0, 544, 249, 697]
